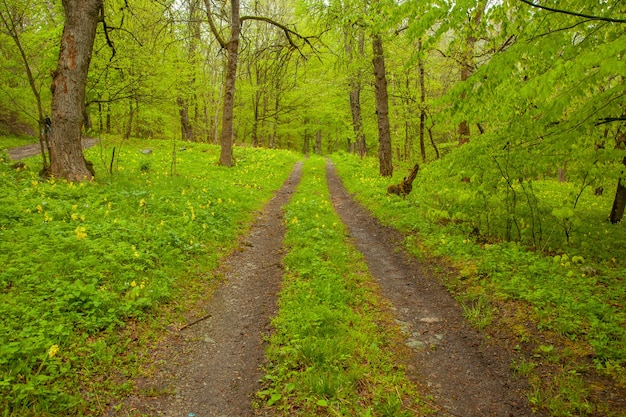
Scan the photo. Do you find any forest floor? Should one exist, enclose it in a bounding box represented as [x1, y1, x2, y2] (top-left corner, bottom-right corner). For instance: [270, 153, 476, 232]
[101, 158, 539, 417]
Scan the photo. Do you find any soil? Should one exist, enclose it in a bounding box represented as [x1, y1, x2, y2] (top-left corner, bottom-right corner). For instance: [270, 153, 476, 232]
[92, 156, 541, 417]
[6, 137, 100, 160]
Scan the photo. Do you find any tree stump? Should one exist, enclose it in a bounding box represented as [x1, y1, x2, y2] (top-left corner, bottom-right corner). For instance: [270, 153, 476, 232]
[387, 163, 419, 197]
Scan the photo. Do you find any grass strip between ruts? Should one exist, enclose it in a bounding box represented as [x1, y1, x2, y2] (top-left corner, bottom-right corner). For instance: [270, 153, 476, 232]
[258, 156, 431, 417]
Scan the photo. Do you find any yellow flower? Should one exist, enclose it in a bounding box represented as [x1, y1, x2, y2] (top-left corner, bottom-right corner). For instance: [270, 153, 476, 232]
[217, 198, 222, 204]
[44, 213, 53, 222]
[71, 213, 79, 220]
[36, 204, 43, 213]
[48, 344, 59, 358]
[291, 216, 299, 224]
[75, 226, 87, 240]
[139, 198, 146, 207]
[131, 281, 137, 287]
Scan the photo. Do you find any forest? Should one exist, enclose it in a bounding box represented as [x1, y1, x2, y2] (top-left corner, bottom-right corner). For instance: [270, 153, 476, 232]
[1, 0, 625, 415]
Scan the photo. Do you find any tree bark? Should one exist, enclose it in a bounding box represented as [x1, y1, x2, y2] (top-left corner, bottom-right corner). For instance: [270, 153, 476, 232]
[178, 98, 194, 141]
[418, 38, 427, 162]
[372, 34, 393, 177]
[458, 1, 486, 146]
[315, 128, 322, 154]
[47, 0, 101, 181]
[345, 29, 366, 156]
[610, 131, 626, 223]
[219, 0, 240, 167]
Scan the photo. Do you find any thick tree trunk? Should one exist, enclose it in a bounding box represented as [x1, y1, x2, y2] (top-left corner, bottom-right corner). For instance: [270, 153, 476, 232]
[372, 34, 393, 177]
[47, 0, 101, 181]
[218, 0, 240, 167]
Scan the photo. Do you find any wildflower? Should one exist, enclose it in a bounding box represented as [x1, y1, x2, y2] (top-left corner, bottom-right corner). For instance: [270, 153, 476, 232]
[36, 204, 43, 213]
[44, 213, 53, 222]
[131, 281, 137, 287]
[291, 216, 299, 225]
[139, 198, 146, 207]
[48, 344, 59, 358]
[75, 226, 87, 240]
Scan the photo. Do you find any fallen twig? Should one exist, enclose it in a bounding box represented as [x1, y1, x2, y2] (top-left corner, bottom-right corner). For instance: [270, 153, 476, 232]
[179, 313, 212, 331]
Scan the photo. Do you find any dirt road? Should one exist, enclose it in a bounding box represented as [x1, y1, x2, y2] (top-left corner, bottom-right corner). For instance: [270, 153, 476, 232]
[112, 159, 537, 417]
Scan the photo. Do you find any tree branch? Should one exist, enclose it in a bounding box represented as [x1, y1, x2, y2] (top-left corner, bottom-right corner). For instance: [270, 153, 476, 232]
[203, 0, 226, 48]
[596, 117, 626, 126]
[240, 15, 316, 58]
[519, 0, 626, 24]
[99, 4, 116, 61]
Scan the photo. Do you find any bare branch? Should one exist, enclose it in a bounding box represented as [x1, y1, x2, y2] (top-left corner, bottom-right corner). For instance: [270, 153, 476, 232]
[203, 0, 226, 48]
[98, 4, 116, 60]
[240, 15, 316, 58]
[519, 0, 626, 24]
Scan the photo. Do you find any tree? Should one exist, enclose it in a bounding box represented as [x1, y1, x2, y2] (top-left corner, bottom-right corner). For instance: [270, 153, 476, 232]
[372, 33, 392, 176]
[0, 0, 59, 169]
[204, 0, 313, 166]
[46, 0, 102, 181]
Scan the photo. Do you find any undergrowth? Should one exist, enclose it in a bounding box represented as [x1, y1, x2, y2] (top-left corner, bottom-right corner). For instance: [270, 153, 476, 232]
[259, 156, 431, 416]
[331, 152, 626, 417]
[0, 137, 299, 415]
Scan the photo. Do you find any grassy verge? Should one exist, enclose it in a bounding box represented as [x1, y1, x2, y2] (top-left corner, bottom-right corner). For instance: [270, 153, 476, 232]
[258, 156, 432, 416]
[0, 134, 39, 151]
[330, 152, 626, 417]
[0, 137, 299, 416]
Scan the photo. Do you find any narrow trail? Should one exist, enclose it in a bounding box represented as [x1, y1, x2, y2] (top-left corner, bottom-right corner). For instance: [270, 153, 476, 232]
[6, 137, 99, 160]
[326, 161, 540, 417]
[117, 162, 302, 417]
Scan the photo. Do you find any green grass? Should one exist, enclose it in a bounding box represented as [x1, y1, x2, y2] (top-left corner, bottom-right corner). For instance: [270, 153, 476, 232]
[258, 156, 431, 416]
[0, 134, 39, 151]
[331, 152, 626, 416]
[0, 137, 299, 416]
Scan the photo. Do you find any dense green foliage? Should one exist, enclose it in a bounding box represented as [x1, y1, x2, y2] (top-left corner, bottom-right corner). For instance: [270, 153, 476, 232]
[260, 157, 429, 416]
[0, 138, 298, 415]
[332, 152, 626, 416]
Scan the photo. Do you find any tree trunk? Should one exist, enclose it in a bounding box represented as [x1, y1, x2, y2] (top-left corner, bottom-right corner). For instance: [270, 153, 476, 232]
[418, 38, 427, 162]
[178, 97, 193, 141]
[610, 163, 626, 223]
[610, 131, 626, 223]
[47, 0, 101, 181]
[124, 99, 134, 140]
[315, 128, 322, 154]
[372, 34, 393, 177]
[345, 30, 366, 157]
[302, 117, 310, 155]
[458, 1, 486, 146]
[218, 0, 240, 167]
[0, 6, 48, 169]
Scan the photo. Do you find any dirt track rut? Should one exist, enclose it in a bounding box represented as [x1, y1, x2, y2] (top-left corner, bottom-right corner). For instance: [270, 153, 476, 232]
[326, 161, 538, 417]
